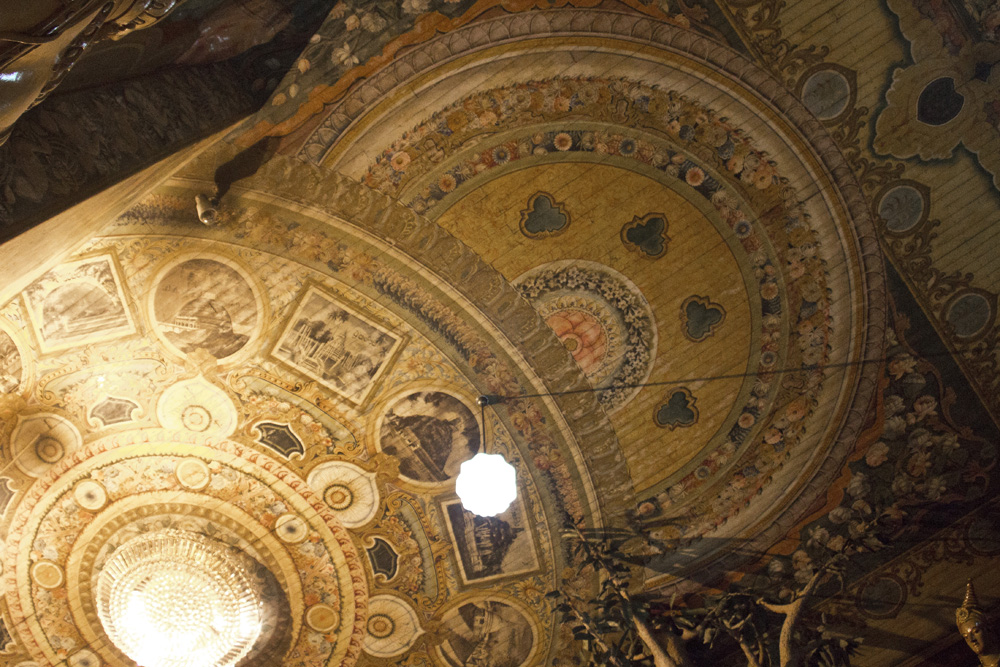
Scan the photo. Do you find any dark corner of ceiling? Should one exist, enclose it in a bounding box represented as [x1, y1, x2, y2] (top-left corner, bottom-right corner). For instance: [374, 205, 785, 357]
[0, 0, 333, 246]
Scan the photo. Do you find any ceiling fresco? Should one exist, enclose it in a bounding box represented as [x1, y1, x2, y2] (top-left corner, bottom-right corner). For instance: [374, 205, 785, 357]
[1, 1, 1000, 666]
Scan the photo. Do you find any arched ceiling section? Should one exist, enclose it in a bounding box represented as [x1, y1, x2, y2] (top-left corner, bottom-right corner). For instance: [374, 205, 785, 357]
[280, 10, 886, 572]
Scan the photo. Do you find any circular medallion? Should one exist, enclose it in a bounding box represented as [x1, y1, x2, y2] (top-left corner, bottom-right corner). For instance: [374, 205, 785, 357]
[176, 458, 212, 491]
[946, 291, 994, 339]
[74, 479, 108, 511]
[31, 559, 65, 589]
[150, 256, 262, 362]
[801, 69, 851, 120]
[35, 437, 64, 463]
[305, 603, 340, 633]
[878, 184, 925, 233]
[367, 613, 395, 638]
[274, 513, 308, 544]
[377, 391, 480, 486]
[363, 595, 424, 658]
[67, 650, 100, 667]
[324, 483, 354, 510]
[307, 461, 381, 528]
[182, 405, 212, 432]
[516, 261, 656, 412]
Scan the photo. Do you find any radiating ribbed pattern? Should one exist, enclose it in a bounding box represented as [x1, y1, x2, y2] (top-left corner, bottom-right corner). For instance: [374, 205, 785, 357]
[97, 530, 262, 667]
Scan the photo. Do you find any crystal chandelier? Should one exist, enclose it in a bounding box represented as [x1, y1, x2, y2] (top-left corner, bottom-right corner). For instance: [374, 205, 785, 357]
[97, 530, 263, 667]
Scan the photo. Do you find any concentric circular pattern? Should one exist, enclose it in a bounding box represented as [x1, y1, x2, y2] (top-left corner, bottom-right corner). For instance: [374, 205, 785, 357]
[324, 483, 354, 510]
[2, 431, 368, 667]
[97, 530, 262, 667]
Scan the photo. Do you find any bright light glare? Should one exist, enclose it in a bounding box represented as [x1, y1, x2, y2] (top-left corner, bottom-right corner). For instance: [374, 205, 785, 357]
[456, 453, 517, 516]
[97, 530, 262, 667]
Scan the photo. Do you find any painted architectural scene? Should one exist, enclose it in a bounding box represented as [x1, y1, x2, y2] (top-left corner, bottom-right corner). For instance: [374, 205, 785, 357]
[438, 600, 535, 667]
[152, 257, 258, 359]
[274, 286, 400, 404]
[21, 255, 135, 352]
[444, 498, 540, 584]
[378, 391, 480, 484]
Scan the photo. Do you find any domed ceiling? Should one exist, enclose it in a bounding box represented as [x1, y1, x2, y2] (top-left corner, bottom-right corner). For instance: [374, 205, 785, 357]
[1, 1, 999, 666]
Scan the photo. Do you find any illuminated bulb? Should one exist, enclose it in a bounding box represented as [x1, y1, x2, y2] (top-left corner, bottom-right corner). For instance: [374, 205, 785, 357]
[456, 453, 517, 516]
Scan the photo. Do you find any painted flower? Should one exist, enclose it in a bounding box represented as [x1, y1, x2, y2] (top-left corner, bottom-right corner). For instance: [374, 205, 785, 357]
[906, 450, 932, 477]
[438, 174, 457, 192]
[865, 440, 890, 467]
[891, 475, 914, 495]
[785, 397, 810, 422]
[637, 501, 656, 516]
[685, 166, 705, 186]
[753, 162, 777, 189]
[884, 415, 907, 438]
[553, 133, 573, 151]
[619, 138, 637, 155]
[806, 526, 829, 549]
[827, 534, 846, 552]
[401, 0, 430, 13]
[846, 472, 869, 498]
[912, 395, 938, 420]
[760, 281, 779, 300]
[882, 504, 905, 521]
[360, 12, 387, 31]
[389, 151, 411, 171]
[924, 476, 947, 500]
[908, 428, 932, 450]
[829, 506, 852, 524]
[333, 42, 358, 66]
[884, 394, 905, 416]
[738, 412, 756, 428]
[344, 14, 360, 30]
[888, 354, 916, 379]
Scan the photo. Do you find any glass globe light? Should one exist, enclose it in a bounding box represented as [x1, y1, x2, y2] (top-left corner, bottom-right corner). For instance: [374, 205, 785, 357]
[96, 530, 263, 667]
[456, 452, 517, 516]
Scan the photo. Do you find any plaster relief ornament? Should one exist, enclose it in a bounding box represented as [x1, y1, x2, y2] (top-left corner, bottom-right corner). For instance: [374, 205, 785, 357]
[156, 376, 238, 437]
[8, 412, 82, 477]
[362, 595, 424, 658]
[306, 460, 380, 528]
[957, 580, 1000, 667]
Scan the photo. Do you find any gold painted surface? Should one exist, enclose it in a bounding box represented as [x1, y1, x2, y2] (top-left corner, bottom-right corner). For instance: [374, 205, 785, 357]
[435, 162, 753, 491]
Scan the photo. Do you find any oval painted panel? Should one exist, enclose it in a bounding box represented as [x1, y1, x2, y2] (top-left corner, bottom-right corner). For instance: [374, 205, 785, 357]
[878, 185, 925, 233]
[802, 69, 851, 120]
[946, 292, 993, 339]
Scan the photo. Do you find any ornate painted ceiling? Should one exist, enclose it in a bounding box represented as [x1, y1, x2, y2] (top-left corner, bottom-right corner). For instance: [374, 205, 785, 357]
[1, 1, 999, 666]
